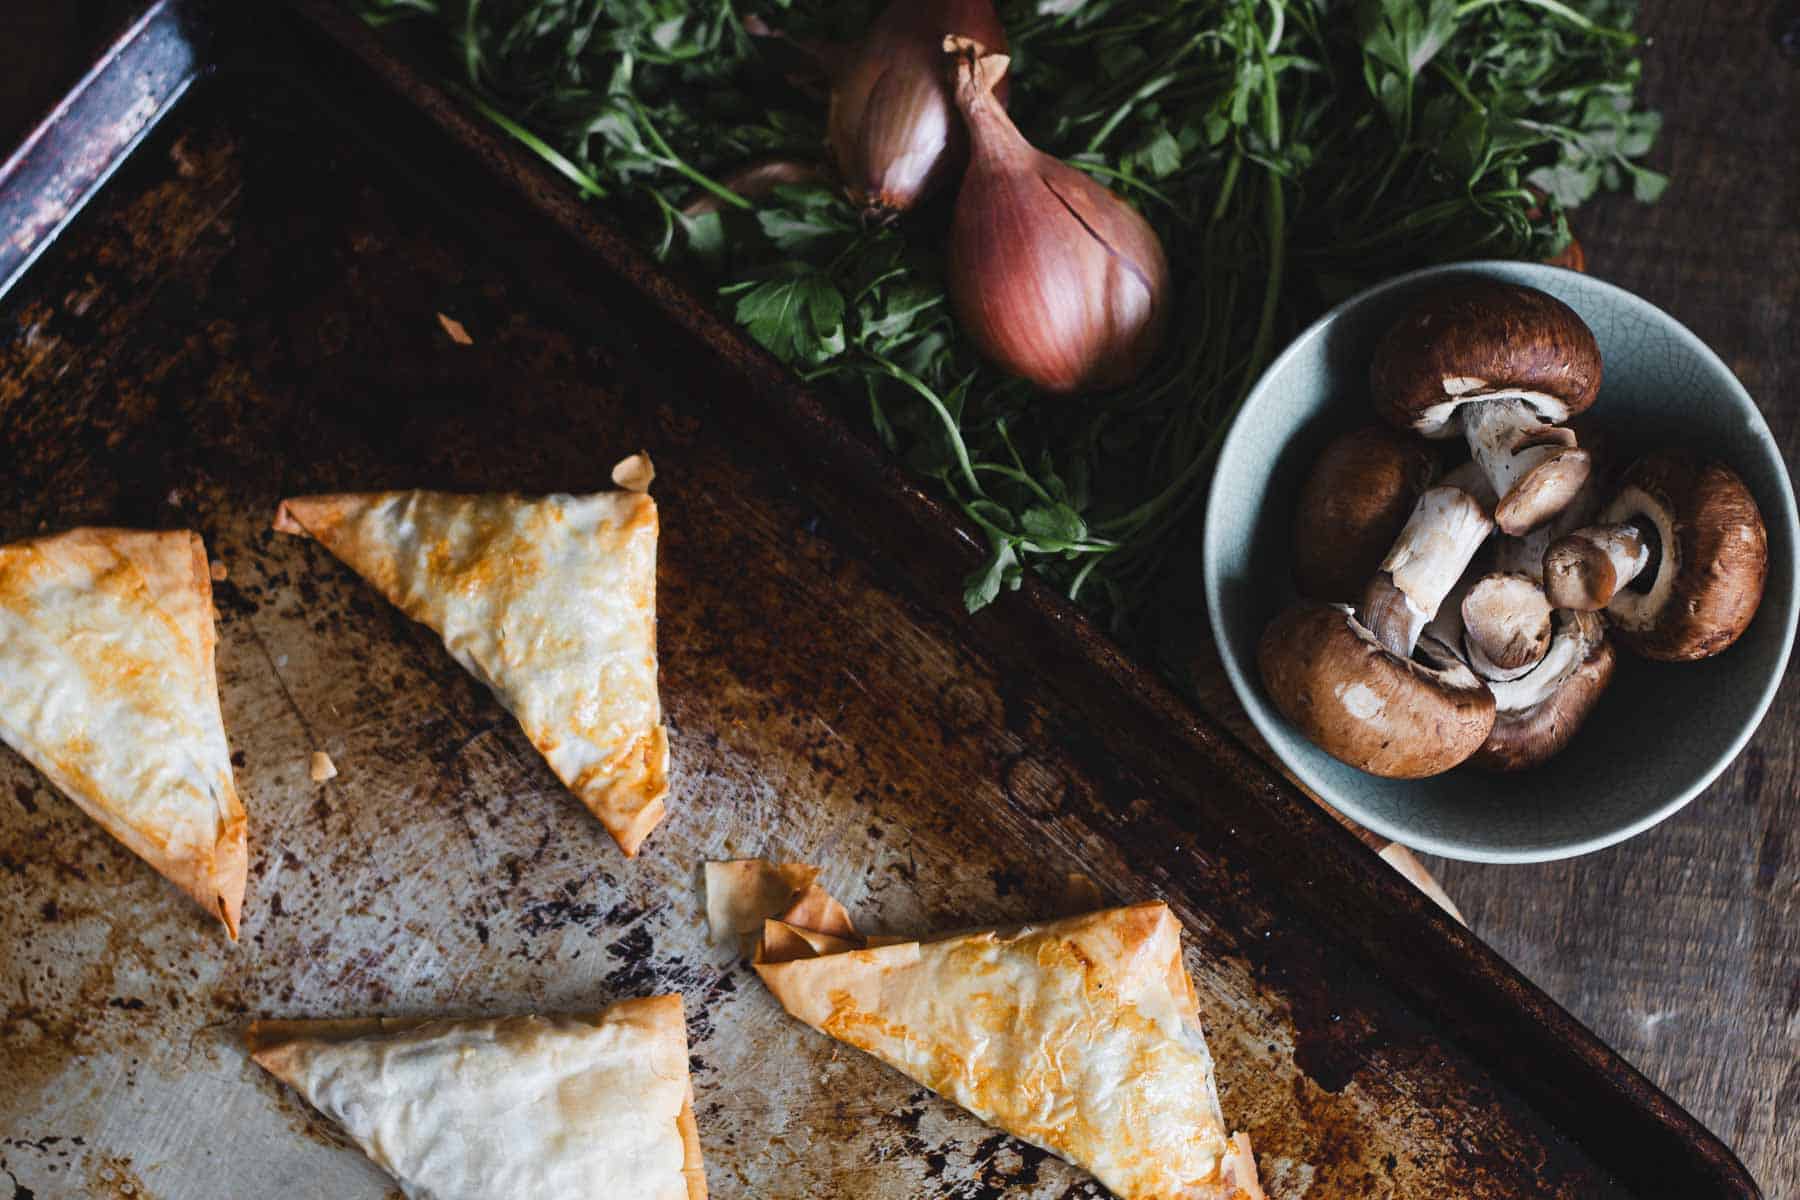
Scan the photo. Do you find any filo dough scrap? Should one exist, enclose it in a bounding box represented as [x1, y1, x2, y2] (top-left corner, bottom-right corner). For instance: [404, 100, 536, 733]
[274, 482, 668, 855]
[0, 527, 246, 936]
[248, 995, 706, 1200]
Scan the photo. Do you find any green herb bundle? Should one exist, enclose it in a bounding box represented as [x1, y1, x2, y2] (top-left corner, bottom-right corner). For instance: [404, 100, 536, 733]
[364, 0, 1663, 658]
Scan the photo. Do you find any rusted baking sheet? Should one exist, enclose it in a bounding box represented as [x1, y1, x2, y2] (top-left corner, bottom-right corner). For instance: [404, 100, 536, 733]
[0, 0, 210, 301]
[0, 4, 1759, 1198]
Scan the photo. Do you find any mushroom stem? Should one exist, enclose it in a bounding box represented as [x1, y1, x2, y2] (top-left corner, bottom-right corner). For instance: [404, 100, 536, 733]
[1359, 485, 1495, 658]
[1420, 566, 1478, 652]
[1543, 519, 1656, 610]
[1461, 573, 1553, 682]
[1461, 399, 1592, 535]
[1438, 459, 1498, 514]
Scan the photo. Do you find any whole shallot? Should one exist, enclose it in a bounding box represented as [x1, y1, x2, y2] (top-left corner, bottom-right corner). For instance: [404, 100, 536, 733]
[943, 37, 1170, 394]
[822, 0, 1009, 219]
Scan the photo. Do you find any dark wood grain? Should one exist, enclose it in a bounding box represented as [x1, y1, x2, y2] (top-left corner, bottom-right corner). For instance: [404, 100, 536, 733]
[0, 0, 1792, 1196]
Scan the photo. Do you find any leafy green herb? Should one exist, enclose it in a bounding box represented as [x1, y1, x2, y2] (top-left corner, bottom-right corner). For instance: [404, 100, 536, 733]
[362, 0, 1663, 663]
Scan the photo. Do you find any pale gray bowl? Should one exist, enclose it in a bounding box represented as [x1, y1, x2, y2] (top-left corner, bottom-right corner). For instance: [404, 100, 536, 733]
[1204, 262, 1799, 862]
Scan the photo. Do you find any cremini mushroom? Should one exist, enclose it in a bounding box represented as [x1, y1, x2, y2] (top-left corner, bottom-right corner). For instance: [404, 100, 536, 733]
[1492, 423, 1612, 580]
[1371, 282, 1602, 536]
[1543, 451, 1768, 661]
[1292, 426, 1439, 601]
[1469, 609, 1615, 771]
[1460, 572, 1553, 682]
[1358, 484, 1496, 658]
[1258, 602, 1496, 779]
[1437, 458, 1498, 515]
[1260, 482, 1497, 779]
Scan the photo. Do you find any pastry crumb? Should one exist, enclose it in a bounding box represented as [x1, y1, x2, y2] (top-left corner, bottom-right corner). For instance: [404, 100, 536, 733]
[611, 451, 655, 492]
[209, 559, 229, 582]
[437, 312, 474, 345]
[309, 751, 338, 783]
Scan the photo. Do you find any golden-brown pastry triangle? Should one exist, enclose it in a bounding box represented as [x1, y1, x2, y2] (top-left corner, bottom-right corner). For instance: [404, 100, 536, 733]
[0, 528, 247, 936]
[713, 863, 1263, 1200]
[248, 996, 707, 1200]
[274, 480, 668, 855]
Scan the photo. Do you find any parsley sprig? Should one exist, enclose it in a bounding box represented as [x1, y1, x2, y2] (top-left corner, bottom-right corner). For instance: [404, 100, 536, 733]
[364, 0, 1662, 655]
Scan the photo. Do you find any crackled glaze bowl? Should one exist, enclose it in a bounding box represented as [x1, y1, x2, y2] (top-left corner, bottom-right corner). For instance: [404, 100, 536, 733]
[1204, 261, 1799, 862]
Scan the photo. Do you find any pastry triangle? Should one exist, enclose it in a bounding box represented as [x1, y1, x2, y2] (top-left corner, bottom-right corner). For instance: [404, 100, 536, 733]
[248, 995, 707, 1200]
[0, 528, 247, 936]
[274, 482, 668, 855]
[715, 864, 1262, 1200]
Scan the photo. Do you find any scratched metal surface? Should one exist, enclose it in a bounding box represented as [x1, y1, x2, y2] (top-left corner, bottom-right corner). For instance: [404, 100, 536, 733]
[0, 49, 1737, 1200]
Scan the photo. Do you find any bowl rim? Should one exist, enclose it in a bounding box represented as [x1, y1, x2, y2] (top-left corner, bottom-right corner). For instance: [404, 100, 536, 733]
[1203, 260, 1800, 864]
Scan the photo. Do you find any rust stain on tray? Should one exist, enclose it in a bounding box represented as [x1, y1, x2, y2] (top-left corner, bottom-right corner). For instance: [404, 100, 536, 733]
[85, 1154, 157, 1200]
[0, 61, 1648, 1200]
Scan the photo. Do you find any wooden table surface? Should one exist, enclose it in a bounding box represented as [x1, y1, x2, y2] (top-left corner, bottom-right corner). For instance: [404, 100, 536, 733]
[2, 1, 1795, 1195]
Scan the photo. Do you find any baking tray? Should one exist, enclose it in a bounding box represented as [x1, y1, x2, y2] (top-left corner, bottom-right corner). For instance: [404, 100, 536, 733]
[0, 2, 1761, 1197]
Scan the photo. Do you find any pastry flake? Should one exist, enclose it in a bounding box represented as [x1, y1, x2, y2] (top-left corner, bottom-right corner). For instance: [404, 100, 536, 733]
[714, 863, 1263, 1200]
[0, 528, 247, 936]
[703, 859, 820, 943]
[248, 995, 706, 1200]
[274, 487, 668, 855]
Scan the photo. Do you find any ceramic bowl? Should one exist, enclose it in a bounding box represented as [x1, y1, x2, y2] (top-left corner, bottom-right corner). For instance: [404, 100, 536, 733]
[1204, 261, 1798, 862]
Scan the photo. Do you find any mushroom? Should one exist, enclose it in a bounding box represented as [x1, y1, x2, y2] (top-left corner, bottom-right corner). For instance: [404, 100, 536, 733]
[1437, 458, 1498, 515]
[1543, 524, 1651, 609]
[1491, 423, 1613, 581]
[1259, 482, 1497, 779]
[1258, 602, 1496, 779]
[1371, 282, 1602, 536]
[1292, 426, 1439, 601]
[1543, 452, 1768, 661]
[1460, 572, 1552, 683]
[1469, 609, 1615, 771]
[1358, 484, 1496, 658]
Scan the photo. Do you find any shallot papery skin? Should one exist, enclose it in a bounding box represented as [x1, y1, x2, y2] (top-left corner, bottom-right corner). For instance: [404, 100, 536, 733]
[828, 0, 1008, 217]
[944, 38, 1170, 394]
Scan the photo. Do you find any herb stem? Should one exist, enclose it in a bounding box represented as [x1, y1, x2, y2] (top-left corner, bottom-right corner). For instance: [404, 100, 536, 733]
[628, 102, 751, 210]
[459, 85, 607, 199]
[866, 352, 986, 500]
[1453, 0, 1637, 42]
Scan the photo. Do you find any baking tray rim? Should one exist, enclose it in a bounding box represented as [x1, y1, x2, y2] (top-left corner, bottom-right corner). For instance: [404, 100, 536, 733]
[0, 1, 1763, 1196]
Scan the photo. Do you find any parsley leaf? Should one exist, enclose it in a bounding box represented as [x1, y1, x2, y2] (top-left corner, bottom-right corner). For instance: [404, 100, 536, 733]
[731, 275, 846, 366]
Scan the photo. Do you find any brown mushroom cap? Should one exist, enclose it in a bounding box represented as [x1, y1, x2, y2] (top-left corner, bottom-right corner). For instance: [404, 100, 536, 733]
[1542, 522, 1652, 611]
[1370, 282, 1602, 436]
[1599, 452, 1769, 661]
[1492, 422, 1614, 579]
[1491, 443, 1592, 537]
[1293, 427, 1439, 601]
[1258, 602, 1496, 779]
[1470, 611, 1615, 771]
